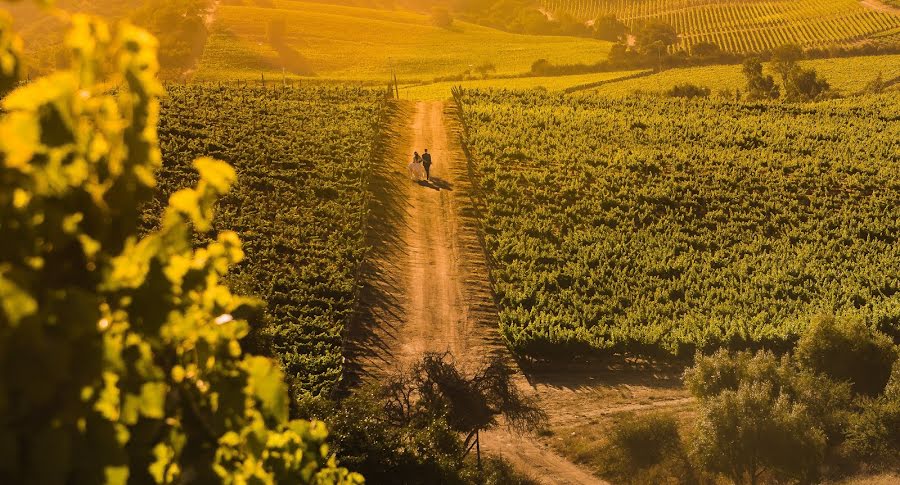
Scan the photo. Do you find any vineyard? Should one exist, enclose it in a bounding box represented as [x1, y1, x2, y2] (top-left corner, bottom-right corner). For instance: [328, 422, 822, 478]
[455, 89, 900, 357]
[196, 0, 611, 82]
[543, 0, 900, 53]
[147, 85, 386, 395]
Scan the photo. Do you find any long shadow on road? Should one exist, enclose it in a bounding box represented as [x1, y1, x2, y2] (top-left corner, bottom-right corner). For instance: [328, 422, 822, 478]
[342, 101, 413, 388]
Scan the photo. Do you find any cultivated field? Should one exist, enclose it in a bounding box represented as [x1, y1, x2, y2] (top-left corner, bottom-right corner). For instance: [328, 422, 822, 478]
[456, 89, 900, 357]
[148, 85, 387, 396]
[544, 0, 900, 52]
[195, 0, 612, 82]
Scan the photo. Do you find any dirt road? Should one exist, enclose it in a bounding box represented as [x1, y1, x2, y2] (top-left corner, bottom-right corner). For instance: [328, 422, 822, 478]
[348, 100, 609, 484]
[860, 0, 900, 14]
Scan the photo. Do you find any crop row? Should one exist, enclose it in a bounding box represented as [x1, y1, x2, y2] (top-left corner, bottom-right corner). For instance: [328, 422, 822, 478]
[543, 0, 900, 52]
[455, 88, 900, 357]
[147, 85, 386, 396]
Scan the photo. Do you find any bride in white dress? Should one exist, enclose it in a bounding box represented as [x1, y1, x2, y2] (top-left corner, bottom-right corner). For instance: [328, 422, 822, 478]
[407, 151, 425, 180]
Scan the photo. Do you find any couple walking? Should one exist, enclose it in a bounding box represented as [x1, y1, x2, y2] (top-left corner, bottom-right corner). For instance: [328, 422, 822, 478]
[407, 149, 433, 182]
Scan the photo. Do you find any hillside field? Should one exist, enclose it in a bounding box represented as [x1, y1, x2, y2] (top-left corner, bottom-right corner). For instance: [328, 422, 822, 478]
[587, 54, 900, 97]
[544, 0, 900, 53]
[195, 0, 613, 82]
[456, 89, 900, 357]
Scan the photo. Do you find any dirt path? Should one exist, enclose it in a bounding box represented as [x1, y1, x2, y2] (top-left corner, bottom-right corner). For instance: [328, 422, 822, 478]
[860, 0, 900, 14]
[348, 100, 608, 484]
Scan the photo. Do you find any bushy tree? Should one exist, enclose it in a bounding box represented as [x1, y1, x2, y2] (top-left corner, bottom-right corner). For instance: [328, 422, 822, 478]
[742, 57, 779, 100]
[0, 3, 361, 483]
[592, 14, 626, 41]
[132, 0, 207, 71]
[685, 350, 851, 484]
[846, 360, 900, 459]
[634, 21, 678, 56]
[795, 316, 897, 396]
[313, 353, 544, 484]
[772, 43, 804, 86]
[785, 66, 832, 102]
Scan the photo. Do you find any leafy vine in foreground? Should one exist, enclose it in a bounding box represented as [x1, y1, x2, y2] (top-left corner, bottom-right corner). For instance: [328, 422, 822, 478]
[0, 4, 362, 484]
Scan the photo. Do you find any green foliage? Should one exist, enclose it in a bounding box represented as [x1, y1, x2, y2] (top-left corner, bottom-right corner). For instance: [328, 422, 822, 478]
[598, 413, 694, 484]
[455, 88, 900, 358]
[317, 386, 466, 484]
[795, 316, 898, 396]
[846, 360, 900, 459]
[634, 21, 678, 55]
[151, 84, 385, 398]
[742, 57, 780, 100]
[0, 5, 361, 484]
[666, 83, 709, 99]
[310, 354, 543, 485]
[785, 66, 833, 102]
[592, 14, 627, 42]
[685, 350, 850, 484]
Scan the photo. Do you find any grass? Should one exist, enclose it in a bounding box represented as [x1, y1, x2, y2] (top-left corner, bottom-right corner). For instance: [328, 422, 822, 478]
[587, 54, 900, 97]
[195, 0, 612, 82]
[400, 70, 648, 100]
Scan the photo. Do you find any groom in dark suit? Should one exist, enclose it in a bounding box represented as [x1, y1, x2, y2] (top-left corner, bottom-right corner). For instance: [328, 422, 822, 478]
[422, 149, 432, 181]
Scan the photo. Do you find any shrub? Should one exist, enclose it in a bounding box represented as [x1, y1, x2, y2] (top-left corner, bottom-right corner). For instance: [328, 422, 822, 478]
[667, 83, 710, 98]
[686, 350, 852, 484]
[795, 316, 898, 396]
[597, 412, 694, 484]
[846, 360, 900, 460]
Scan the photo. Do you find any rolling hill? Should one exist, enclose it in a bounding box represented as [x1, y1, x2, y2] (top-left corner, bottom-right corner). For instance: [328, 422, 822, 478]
[543, 0, 900, 53]
[195, 0, 613, 82]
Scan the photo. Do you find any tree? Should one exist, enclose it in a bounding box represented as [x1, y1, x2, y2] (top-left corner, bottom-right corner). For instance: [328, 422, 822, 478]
[742, 57, 779, 100]
[592, 14, 626, 41]
[795, 316, 897, 396]
[635, 21, 678, 55]
[692, 41, 720, 57]
[0, 3, 361, 483]
[771, 43, 804, 86]
[317, 353, 545, 484]
[685, 350, 851, 484]
[692, 382, 827, 485]
[785, 66, 832, 102]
